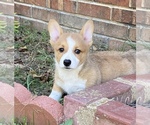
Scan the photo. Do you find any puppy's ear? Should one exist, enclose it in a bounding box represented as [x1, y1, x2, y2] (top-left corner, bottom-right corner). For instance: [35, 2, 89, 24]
[80, 20, 94, 46]
[48, 19, 63, 42]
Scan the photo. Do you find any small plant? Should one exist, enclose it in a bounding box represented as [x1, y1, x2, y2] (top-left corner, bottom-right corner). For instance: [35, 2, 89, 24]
[14, 117, 28, 125]
[60, 119, 73, 125]
[0, 13, 7, 32]
[125, 39, 136, 50]
[14, 20, 20, 32]
[137, 40, 150, 50]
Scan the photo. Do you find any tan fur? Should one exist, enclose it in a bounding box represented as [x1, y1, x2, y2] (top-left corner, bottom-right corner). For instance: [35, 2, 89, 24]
[80, 50, 135, 87]
[48, 19, 135, 101]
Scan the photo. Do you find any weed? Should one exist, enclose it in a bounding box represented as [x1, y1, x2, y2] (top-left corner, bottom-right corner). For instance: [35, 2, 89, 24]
[125, 39, 136, 50]
[0, 13, 7, 32]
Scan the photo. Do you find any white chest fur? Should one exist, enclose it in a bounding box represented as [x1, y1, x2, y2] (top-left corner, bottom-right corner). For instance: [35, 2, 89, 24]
[56, 64, 86, 94]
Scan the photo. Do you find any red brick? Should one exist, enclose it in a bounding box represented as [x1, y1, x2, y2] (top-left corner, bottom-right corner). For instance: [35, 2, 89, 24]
[50, 0, 63, 10]
[15, 83, 32, 103]
[116, 0, 129, 7]
[63, 0, 77, 13]
[18, 16, 47, 30]
[120, 10, 135, 25]
[129, 27, 136, 42]
[137, 10, 145, 24]
[15, 4, 32, 17]
[137, 0, 142, 8]
[108, 38, 131, 51]
[32, 7, 49, 21]
[32, 7, 60, 22]
[64, 80, 132, 121]
[51, 0, 58, 10]
[141, 27, 150, 42]
[111, 8, 121, 22]
[48, 9, 61, 22]
[95, 101, 136, 125]
[94, 0, 129, 7]
[136, 105, 150, 125]
[91, 4, 111, 20]
[142, 0, 150, 9]
[129, 0, 136, 8]
[0, 2, 14, 16]
[24, 96, 64, 125]
[60, 14, 87, 29]
[14, 83, 32, 119]
[132, 11, 136, 25]
[78, 2, 111, 20]
[145, 11, 150, 25]
[14, 83, 64, 125]
[94, 0, 117, 5]
[112, 8, 136, 24]
[77, 2, 91, 16]
[94, 20, 128, 39]
[25, 0, 46, 7]
[31, 20, 47, 30]
[50, 0, 64, 10]
[137, 10, 150, 25]
[0, 82, 14, 123]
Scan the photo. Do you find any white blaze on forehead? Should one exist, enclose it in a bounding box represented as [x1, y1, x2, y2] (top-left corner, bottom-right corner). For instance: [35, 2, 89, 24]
[67, 36, 76, 56]
[59, 36, 80, 69]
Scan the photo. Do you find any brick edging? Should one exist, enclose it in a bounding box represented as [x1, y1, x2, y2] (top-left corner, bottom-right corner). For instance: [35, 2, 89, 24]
[1, 74, 150, 124]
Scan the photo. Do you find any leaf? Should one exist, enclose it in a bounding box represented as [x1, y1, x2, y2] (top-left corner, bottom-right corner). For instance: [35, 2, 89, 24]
[19, 46, 28, 52]
[6, 46, 14, 52]
[32, 74, 42, 78]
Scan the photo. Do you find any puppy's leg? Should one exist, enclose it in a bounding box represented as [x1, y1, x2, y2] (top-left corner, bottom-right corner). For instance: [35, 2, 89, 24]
[49, 83, 63, 101]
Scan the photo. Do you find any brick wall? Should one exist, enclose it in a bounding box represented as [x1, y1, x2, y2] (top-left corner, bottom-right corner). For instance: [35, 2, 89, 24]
[0, 0, 14, 24]
[14, 0, 137, 50]
[137, 0, 150, 49]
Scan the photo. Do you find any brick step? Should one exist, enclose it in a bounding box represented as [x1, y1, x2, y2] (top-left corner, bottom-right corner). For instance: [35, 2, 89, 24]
[136, 105, 150, 125]
[64, 74, 150, 125]
[0, 82, 14, 123]
[64, 79, 135, 125]
[14, 83, 64, 125]
[95, 100, 136, 125]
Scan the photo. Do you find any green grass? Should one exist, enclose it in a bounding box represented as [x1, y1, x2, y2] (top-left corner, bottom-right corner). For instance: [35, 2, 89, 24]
[14, 24, 54, 96]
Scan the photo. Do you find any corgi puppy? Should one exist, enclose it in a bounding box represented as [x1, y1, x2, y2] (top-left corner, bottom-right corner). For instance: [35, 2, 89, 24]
[48, 19, 135, 101]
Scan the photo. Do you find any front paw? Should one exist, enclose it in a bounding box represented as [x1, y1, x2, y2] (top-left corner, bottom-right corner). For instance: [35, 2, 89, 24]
[49, 90, 63, 101]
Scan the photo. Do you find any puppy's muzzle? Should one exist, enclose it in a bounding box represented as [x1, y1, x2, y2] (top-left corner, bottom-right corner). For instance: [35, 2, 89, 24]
[63, 59, 71, 67]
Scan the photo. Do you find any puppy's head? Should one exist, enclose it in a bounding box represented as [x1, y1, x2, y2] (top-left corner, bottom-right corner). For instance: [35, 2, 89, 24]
[48, 19, 94, 69]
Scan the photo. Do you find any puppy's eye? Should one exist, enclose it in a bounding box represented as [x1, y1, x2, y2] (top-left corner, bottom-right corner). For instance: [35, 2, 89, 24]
[75, 49, 81, 54]
[59, 48, 64, 53]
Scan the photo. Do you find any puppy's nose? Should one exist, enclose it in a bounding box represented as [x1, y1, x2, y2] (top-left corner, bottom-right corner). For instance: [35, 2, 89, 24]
[63, 59, 71, 67]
